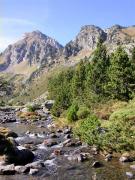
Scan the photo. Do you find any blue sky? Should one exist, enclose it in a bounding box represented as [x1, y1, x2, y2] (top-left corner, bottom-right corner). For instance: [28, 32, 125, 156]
[0, 0, 135, 51]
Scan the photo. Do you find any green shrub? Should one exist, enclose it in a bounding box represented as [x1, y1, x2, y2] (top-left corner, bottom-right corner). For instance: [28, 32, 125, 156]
[67, 103, 79, 122]
[77, 106, 90, 119]
[103, 118, 135, 152]
[74, 115, 102, 146]
[0, 101, 5, 107]
[27, 104, 39, 112]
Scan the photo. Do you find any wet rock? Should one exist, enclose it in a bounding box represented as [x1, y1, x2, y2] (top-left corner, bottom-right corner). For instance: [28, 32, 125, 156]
[64, 128, 71, 134]
[0, 164, 15, 175]
[62, 139, 71, 146]
[6, 131, 18, 138]
[7, 149, 35, 165]
[49, 133, 58, 138]
[105, 154, 113, 161]
[67, 153, 90, 162]
[65, 142, 76, 147]
[130, 165, 135, 170]
[92, 161, 102, 168]
[26, 160, 44, 169]
[119, 153, 133, 163]
[44, 159, 56, 167]
[57, 129, 63, 133]
[64, 134, 71, 139]
[53, 149, 63, 156]
[29, 168, 39, 175]
[43, 139, 58, 147]
[15, 165, 30, 174]
[126, 172, 134, 178]
[91, 146, 98, 155]
[23, 144, 37, 151]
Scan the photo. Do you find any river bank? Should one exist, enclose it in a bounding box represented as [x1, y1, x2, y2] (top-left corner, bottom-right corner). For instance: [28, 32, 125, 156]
[0, 107, 135, 180]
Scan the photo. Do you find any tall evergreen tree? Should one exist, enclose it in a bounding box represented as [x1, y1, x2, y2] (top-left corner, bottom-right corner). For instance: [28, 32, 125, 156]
[90, 39, 110, 95]
[107, 47, 134, 100]
[71, 60, 86, 99]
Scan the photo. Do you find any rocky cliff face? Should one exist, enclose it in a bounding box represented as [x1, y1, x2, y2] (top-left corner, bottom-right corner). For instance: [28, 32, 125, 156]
[63, 25, 107, 58]
[0, 31, 63, 74]
[63, 25, 135, 58]
[1, 25, 135, 75]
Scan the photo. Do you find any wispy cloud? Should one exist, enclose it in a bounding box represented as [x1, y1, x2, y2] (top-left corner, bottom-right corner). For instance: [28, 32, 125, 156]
[0, 36, 19, 52]
[0, 17, 37, 26]
[0, 17, 39, 52]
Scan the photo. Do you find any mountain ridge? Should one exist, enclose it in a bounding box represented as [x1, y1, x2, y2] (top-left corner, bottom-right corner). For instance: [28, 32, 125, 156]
[1, 24, 135, 76]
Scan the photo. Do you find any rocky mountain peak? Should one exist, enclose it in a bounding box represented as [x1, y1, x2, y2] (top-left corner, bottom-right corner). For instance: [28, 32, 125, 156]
[0, 31, 63, 74]
[24, 30, 47, 39]
[63, 25, 106, 58]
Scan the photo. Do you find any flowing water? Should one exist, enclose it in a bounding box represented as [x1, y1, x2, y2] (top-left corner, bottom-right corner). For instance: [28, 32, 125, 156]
[0, 109, 134, 180]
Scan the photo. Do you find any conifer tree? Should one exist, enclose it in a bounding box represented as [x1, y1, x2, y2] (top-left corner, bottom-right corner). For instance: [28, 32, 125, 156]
[107, 47, 134, 100]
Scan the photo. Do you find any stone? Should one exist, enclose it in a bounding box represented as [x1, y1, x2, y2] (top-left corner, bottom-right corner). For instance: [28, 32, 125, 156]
[43, 139, 58, 147]
[0, 164, 15, 175]
[29, 168, 39, 175]
[119, 153, 133, 163]
[15, 165, 30, 174]
[53, 149, 63, 156]
[130, 165, 135, 170]
[7, 149, 35, 165]
[64, 134, 71, 139]
[63, 128, 71, 134]
[26, 160, 44, 169]
[126, 172, 134, 178]
[105, 154, 112, 161]
[57, 129, 63, 133]
[67, 153, 90, 162]
[62, 139, 71, 146]
[92, 161, 102, 168]
[49, 133, 58, 138]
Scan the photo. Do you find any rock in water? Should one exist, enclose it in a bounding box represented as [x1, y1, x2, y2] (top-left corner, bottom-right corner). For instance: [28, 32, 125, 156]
[92, 161, 102, 168]
[15, 165, 30, 174]
[0, 164, 15, 175]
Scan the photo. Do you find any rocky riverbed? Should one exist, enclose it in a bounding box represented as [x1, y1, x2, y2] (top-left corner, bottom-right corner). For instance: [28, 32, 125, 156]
[0, 107, 135, 180]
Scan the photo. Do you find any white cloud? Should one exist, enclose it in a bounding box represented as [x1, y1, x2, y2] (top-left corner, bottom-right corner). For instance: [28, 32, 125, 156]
[0, 17, 38, 52]
[0, 36, 19, 52]
[0, 17, 37, 26]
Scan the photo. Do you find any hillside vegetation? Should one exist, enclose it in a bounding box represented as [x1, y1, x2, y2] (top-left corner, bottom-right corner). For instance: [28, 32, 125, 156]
[48, 40, 135, 152]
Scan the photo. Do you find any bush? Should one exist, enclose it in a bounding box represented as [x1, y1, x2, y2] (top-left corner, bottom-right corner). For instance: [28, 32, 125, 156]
[74, 115, 102, 146]
[77, 106, 90, 119]
[0, 101, 5, 107]
[67, 103, 79, 122]
[27, 104, 39, 112]
[103, 118, 135, 152]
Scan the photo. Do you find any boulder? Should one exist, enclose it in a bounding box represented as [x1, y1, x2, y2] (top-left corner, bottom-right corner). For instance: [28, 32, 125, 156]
[15, 165, 30, 174]
[126, 172, 134, 178]
[130, 165, 135, 170]
[6, 149, 34, 165]
[6, 131, 18, 138]
[29, 168, 39, 175]
[67, 153, 90, 162]
[119, 153, 133, 163]
[0, 164, 15, 175]
[92, 161, 102, 168]
[26, 160, 44, 169]
[105, 154, 112, 161]
[43, 139, 58, 147]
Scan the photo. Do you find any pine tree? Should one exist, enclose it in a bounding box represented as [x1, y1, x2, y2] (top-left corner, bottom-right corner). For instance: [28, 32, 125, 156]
[90, 39, 110, 95]
[71, 60, 86, 99]
[107, 47, 134, 100]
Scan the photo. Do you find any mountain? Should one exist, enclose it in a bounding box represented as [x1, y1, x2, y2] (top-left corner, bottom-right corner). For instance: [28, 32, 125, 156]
[0, 31, 63, 75]
[63, 25, 106, 58]
[1, 25, 135, 76]
[63, 25, 135, 59]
